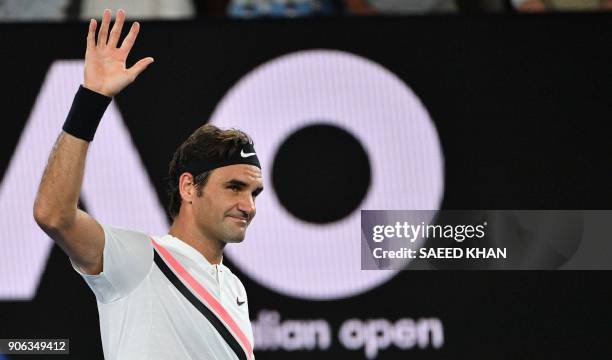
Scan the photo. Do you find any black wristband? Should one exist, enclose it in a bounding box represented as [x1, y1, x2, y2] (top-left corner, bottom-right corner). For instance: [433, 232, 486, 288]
[62, 85, 112, 142]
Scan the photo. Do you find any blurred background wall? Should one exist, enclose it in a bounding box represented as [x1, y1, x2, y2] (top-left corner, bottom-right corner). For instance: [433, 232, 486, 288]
[0, 3, 611, 359]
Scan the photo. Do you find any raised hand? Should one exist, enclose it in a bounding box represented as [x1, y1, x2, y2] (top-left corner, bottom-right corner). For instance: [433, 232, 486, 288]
[84, 9, 154, 97]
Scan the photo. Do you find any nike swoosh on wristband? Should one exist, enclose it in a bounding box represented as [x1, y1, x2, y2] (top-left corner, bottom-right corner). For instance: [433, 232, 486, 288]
[240, 150, 256, 158]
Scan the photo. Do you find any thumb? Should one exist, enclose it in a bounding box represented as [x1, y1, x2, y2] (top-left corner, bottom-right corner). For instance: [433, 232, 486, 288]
[128, 57, 154, 79]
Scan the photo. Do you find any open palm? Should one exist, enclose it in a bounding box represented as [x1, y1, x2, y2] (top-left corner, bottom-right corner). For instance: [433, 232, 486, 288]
[84, 9, 154, 97]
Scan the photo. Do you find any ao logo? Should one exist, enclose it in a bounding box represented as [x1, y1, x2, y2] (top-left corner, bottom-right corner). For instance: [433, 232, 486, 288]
[0, 51, 443, 301]
[211, 50, 444, 300]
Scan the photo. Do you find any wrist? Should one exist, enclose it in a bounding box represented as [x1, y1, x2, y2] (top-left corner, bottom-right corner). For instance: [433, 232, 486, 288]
[62, 85, 112, 142]
[82, 83, 114, 98]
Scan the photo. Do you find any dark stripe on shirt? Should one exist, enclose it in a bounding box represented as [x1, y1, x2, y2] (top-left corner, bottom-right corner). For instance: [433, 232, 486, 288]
[153, 251, 247, 360]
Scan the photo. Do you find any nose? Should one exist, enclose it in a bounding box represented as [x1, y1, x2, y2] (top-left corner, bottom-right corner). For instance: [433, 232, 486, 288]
[237, 193, 256, 220]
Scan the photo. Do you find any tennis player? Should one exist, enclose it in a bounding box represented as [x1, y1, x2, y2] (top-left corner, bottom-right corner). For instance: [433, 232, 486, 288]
[34, 9, 261, 360]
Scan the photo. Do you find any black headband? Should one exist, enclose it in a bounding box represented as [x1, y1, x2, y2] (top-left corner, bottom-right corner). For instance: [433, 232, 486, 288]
[183, 142, 261, 176]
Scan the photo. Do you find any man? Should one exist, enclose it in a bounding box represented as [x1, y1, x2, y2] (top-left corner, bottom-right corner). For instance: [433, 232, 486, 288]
[33, 9, 262, 360]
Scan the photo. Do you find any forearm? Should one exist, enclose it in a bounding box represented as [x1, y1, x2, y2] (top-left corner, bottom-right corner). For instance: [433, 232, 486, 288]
[34, 84, 110, 226]
[34, 132, 89, 229]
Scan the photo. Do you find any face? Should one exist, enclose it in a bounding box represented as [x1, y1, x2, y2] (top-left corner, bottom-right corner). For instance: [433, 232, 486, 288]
[191, 164, 264, 244]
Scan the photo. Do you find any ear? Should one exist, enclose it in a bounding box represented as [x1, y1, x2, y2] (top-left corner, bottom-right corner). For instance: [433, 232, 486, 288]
[178, 172, 196, 204]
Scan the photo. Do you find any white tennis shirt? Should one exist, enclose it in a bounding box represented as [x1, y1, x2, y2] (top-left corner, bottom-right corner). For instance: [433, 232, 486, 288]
[71, 225, 255, 360]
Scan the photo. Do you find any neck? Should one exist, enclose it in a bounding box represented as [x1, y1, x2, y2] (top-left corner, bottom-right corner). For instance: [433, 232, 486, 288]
[168, 214, 225, 265]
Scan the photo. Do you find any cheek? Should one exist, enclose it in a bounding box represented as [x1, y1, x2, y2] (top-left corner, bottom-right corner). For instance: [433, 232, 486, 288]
[199, 196, 229, 219]
[194, 196, 214, 219]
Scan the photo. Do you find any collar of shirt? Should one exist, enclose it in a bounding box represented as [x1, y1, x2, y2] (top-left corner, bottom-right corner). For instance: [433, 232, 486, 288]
[155, 234, 229, 275]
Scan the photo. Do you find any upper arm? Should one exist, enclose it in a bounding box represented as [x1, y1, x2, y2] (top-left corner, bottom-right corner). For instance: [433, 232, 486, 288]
[32, 132, 105, 274]
[42, 208, 105, 275]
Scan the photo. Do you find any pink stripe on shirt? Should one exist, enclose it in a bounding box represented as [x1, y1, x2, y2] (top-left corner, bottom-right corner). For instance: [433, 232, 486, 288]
[151, 238, 253, 359]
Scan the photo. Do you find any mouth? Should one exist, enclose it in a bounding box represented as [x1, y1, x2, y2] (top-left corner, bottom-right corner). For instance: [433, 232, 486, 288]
[227, 215, 248, 226]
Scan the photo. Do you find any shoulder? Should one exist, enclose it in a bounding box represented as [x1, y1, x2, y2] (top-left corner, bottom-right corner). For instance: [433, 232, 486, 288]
[103, 225, 154, 251]
[101, 225, 155, 268]
[104, 225, 151, 241]
[75, 225, 155, 303]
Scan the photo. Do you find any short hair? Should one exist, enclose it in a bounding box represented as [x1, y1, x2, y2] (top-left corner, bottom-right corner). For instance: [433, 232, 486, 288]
[167, 124, 253, 219]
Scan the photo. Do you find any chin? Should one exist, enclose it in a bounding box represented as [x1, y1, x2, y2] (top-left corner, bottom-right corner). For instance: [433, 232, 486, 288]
[224, 230, 246, 244]
[225, 236, 245, 244]
[221, 219, 248, 243]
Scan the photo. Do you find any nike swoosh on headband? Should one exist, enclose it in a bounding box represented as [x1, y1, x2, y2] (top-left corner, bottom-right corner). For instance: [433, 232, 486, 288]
[240, 150, 256, 158]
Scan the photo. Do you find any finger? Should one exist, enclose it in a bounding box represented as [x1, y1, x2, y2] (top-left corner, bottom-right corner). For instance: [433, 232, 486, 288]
[97, 9, 111, 46]
[86, 19, 97, 51]
[119, 22, 140, 54]
[128, 57, 155, 79]
[107, 9, 125, 48]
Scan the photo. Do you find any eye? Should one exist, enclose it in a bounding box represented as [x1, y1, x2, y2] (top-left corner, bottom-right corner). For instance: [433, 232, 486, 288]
[227, 185, 240, 192]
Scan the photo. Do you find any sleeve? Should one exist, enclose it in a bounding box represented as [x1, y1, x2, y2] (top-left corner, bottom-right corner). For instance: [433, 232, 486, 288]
[70, 225, 154, 303]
